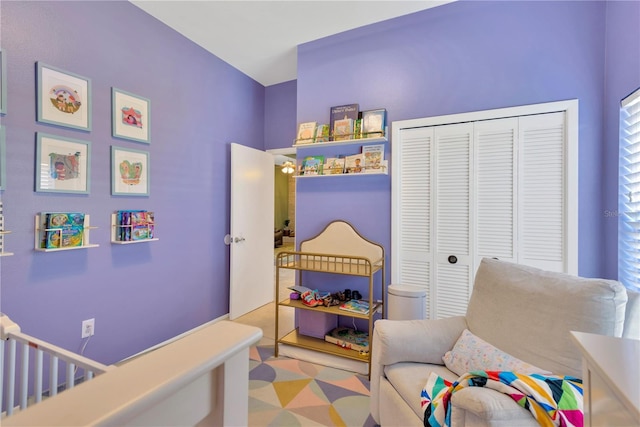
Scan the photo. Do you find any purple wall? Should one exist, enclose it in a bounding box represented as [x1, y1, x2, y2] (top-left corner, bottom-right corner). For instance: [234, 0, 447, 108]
[0, 0, 635, 366]
[296, 0, 613, 286]
[265, 80, 297, 149]
[602, 1, 640, 279]
[0, 1, 265, 364]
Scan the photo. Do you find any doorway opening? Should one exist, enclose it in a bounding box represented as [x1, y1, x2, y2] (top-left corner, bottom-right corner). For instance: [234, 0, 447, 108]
[269, 148, 296, 257]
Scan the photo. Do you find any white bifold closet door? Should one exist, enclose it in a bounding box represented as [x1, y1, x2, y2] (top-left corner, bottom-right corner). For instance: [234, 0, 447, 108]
[433, 123, 473, 319]
[392, 103, 576, 320]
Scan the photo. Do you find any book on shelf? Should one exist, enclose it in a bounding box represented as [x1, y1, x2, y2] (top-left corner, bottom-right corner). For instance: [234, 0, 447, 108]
[362, 144, 385, 171]
[41, 212, 85, 249]
[324, 157, 345, 174]
[330, 104, 359, 140]
[296, 121, 317, 145]
[362, 108, 386, 138]
[116, 210, 154, 241]
[354, 117, 362, 139]
[333, 118, 353, 141]
[338, 299, 370, 314]
[132, 211, 154, 240]
[345, 153, 365, 174]
[315, 124, 330, 143]
[300, 155, 325, 176]
[324, 327, 369, 352]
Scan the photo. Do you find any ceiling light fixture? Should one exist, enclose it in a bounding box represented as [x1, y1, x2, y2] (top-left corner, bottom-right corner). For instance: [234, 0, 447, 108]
[281, 161, 295, 174]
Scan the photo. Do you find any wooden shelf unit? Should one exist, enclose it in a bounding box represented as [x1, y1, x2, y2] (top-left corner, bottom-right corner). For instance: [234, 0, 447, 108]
[275, 220, 385, 378]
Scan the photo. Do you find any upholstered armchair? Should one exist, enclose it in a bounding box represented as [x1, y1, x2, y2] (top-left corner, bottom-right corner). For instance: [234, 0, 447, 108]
[370, 258, 639, 426]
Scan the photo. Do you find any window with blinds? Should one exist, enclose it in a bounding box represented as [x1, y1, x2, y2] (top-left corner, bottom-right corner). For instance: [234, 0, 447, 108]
[619, 87, 640, 291]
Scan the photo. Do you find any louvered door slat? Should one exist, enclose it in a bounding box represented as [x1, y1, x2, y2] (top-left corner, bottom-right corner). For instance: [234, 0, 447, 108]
[436, 124, 471, 256]
[435, 264, 471, 318]
[433, 123, 473, 319]
[395, 128, 433, 316]
[475, 118, 517, 264]
[519, 112, 565, 271]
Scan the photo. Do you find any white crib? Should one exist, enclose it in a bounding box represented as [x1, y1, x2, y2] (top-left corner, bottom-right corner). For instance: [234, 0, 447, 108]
[0, 314, 113, 418]
[1, 313, 262, 426]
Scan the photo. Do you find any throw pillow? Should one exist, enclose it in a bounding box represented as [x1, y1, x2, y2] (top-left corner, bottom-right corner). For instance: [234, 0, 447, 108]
[442, 329, 552, 376]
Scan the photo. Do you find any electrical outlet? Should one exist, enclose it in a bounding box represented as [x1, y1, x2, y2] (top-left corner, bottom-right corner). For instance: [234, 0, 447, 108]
[81, 318, 95, 338]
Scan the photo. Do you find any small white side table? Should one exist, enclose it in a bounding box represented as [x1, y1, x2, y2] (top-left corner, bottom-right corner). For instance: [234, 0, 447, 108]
[571, 331, 640, 427]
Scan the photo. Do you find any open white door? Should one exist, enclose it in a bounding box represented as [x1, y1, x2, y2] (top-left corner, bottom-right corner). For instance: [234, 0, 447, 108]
[229, 143, 275, 320]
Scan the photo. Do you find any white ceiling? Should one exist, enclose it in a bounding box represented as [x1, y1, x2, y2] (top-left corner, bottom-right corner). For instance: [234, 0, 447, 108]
[130, 1, 454, 86]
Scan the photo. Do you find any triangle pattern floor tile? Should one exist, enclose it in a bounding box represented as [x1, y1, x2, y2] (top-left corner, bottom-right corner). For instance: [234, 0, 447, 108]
[322, 374, 370, 396]
[285, 382, 330, 409]
[248, 346, 372, 426]
[273, 378, 313, 407]
[316, 379, 368, 403]
[249, 383, 282, 408]
[289, 404, 344, 426]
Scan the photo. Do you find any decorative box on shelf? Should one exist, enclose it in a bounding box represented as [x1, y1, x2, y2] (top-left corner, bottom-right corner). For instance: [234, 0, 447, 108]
[34, 212, 98, 252]
[111, 211, 158, 244]
[298, 310, 338, 339]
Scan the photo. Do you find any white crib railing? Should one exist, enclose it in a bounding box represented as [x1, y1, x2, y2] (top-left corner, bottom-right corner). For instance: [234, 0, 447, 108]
[1, 314, 113, 418]
[2, 315, 262, 427]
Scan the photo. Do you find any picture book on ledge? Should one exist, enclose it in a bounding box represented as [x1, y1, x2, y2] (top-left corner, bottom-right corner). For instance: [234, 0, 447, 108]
[330, 104, 359, 141]
[315, 124, 330, 143]
[296, 122, 317, 145]
[116, 210, 155, 241]
[362, 144, 385, 171]
[361, 108, 386, 138]
[40, 212, 85, 249]
[324, 157, 345, 174]
[345, 153, 365, 174]
[300, 155, 324, 176]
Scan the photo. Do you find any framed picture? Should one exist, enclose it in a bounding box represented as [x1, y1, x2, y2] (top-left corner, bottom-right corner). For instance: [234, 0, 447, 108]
[37, 62, 91, 131]
[36, 132, 91, 194]
[111, 146, 149, 196]
[0, 126, 6, 190]
[0, 48, 7, 114]
[112, 88, 150, 143]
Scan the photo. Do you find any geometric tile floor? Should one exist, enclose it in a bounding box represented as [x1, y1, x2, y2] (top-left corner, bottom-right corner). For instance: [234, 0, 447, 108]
[249, 346, 378, 426]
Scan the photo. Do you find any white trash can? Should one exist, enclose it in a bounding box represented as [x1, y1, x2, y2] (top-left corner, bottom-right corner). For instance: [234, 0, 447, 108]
[387, 284, 427, 320]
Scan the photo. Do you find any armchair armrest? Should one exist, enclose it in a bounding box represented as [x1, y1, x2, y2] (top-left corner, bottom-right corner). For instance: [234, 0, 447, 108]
[370, 316, 467, 424]
[373, 316, 467, 366]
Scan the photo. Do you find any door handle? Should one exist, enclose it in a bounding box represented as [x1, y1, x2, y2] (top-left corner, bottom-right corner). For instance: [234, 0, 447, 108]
[224, 234, 246, 245]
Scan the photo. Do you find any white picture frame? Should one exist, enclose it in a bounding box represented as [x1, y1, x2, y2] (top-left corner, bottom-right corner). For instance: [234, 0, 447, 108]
[112, 88, 150, 143]
[36, 132, 91, 194]
[37, 62, 92, 131]
[111, 146, 150, 196]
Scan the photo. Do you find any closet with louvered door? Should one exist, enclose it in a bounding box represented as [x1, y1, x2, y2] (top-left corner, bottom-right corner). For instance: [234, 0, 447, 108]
[391, 101, 578, 320]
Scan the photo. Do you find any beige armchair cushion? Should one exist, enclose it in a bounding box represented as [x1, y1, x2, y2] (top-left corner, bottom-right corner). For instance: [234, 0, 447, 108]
[466, 259, 628, 378]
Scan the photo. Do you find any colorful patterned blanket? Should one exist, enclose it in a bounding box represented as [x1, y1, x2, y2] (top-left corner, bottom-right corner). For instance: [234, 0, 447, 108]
[421, 371, 583, 427]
